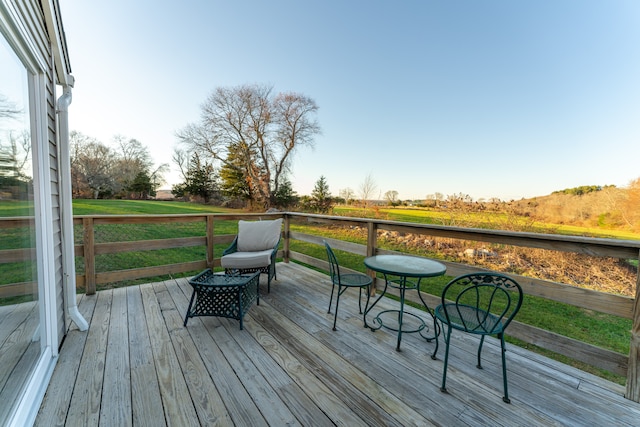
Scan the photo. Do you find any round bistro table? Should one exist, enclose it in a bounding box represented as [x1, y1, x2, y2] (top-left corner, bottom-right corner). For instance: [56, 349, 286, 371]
[363, 255, 446, 351]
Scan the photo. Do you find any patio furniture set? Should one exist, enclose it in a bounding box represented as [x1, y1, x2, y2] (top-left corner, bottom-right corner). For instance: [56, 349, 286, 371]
[183, 218, 524, 403]
[183, 218, 282, 330]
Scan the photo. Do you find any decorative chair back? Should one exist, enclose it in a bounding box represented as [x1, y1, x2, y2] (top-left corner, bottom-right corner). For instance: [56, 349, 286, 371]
[440, 273, 523, 335]
[325, 242, 341, 285]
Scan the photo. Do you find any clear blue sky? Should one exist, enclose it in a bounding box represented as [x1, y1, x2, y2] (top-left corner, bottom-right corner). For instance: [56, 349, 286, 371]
[59, 0, 640, 201]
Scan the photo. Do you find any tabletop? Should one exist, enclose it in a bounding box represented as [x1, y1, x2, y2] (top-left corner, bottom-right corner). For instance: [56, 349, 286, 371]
[364, 255, 446, 278]
[189, 269, 259, 288]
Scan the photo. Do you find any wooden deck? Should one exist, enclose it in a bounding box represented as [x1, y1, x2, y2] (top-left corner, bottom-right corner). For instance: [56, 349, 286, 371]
[36, 262, 640, 426]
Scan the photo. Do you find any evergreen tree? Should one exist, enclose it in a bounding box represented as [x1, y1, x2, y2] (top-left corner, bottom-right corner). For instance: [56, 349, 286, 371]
[273, 177, 298, 209]
[181, 153, 219, 203]
[311, 175, 332, 213]
[128, 171, 154, 199]
[219, 142, 252, 202]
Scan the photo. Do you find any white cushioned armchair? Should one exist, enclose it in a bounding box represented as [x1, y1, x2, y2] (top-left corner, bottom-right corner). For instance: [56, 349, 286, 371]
[221, 218, 283, 293]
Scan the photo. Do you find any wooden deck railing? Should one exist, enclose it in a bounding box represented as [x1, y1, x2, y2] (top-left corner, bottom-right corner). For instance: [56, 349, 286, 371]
[1, 212, 639, 401]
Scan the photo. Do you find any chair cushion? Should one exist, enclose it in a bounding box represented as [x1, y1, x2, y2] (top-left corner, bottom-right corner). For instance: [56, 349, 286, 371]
[237, 218, 283, 252]
[221, 249, 273, 269]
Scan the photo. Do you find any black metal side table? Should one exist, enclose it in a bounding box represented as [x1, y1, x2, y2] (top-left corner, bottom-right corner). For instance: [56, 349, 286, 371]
[183, 269, 260, 330]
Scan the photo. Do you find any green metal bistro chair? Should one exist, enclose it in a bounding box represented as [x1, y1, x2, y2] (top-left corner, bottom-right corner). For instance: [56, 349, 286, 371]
[433, 272, 523, 403]
[325, 242, 372, 331]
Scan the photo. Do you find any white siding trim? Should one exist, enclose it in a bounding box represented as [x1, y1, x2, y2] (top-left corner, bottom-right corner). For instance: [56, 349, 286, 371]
[0, 2, 47, 72]
[31, 71, 59, 354]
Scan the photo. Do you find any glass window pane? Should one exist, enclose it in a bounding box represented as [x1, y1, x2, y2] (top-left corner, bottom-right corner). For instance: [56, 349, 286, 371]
[0, 35, 41, 424]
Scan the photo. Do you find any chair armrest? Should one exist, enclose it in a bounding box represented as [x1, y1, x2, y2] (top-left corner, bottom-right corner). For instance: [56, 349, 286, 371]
[223, 236, 239, 256]
[270, 237, 281, 260]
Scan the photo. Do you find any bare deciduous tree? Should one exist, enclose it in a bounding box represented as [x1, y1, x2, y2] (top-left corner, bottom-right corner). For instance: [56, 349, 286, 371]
[77, 140, 116, 199]
[0, 94, 21, 120]
[113, 136, 155, 195]
[172, 148, 189, 180]
[384, 190, 399, 205]
[339, 187, 355, 204]
[70, 131, 166, 199]
[176, 84, 320, 209]
[359, 173, 377, 207]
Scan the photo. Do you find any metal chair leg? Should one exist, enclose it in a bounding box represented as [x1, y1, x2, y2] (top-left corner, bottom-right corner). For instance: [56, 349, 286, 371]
[477, 335, 486, 369]
[332, 285, 343, 331]
[500, 334, 511, 403]
[328, 283, 336, 314]
[440, 327, 452, 393]
[431, 317, 440, 360]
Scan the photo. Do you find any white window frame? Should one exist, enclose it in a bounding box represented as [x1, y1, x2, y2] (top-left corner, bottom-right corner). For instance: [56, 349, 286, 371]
[1, 3, 60, 426]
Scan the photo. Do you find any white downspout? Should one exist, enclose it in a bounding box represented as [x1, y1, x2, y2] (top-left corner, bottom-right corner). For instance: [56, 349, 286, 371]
[56, 79, 88, 331]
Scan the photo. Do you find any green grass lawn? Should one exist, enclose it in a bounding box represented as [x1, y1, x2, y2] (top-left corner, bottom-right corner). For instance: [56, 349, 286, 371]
[71, 199, 239, 215]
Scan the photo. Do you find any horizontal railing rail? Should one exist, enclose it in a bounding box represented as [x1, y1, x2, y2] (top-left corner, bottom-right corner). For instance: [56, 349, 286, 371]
[1, 212, 639, 401]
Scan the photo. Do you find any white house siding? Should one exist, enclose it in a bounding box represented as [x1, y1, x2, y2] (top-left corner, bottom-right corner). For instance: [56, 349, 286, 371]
[46, 62, 65, 345]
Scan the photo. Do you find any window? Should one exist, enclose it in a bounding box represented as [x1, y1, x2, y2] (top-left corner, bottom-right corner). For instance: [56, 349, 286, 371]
[0, 33, 43, 425]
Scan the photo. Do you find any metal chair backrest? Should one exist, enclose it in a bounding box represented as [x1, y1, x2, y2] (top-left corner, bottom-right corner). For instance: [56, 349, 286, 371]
[324, 242, 342, 285]
[440, 273, 523, 335]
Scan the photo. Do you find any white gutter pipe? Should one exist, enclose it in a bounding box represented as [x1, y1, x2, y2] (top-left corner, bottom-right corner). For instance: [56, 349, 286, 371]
[56, 80, 88, 331]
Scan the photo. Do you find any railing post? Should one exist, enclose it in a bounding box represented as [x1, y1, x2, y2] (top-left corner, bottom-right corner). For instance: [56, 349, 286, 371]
[83, 217, 96, 295]
[283, 215, 290, 263]
[626, 249, 640, 402]
[206, 215, 214, 268]
[366, 221, 377, 293]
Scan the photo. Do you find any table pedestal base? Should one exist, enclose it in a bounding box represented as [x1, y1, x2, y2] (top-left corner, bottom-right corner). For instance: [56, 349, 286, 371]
[365, 275, 440, 351]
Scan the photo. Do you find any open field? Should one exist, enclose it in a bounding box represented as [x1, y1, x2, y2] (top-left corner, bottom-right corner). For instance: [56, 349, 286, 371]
[2, 198, 638, 242]
[333, 205, 640, 241]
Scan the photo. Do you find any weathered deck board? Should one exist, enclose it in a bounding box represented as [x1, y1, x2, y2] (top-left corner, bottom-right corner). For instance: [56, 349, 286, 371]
[66, 290, 111, 426]
[100, 287, 131, 426]
[36, 262, 640, 426]
[153, 281, 235, 426]
[36, 294, 97, 426]
[165, 281, 266, 425]
[138, 283, 201, 425]
[125, 285, 165, 427]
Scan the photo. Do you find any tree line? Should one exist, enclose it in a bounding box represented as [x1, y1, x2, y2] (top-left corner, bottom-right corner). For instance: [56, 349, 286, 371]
[69, 131, 168, 199]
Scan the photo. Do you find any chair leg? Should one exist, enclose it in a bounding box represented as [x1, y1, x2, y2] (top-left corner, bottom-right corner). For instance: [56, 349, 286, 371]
[362, 285, 372, 327]
[332, 285, 343, 331]
[477, 335, 486, 369]
[500, 334, 511, 403]
[357, 287, 363, 314]
[328, 283, 336, 314]
[440, 327, 452, 393]
[431, 317, 440, 360]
